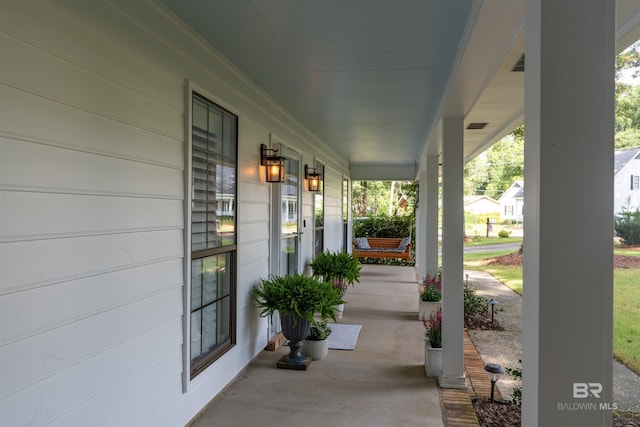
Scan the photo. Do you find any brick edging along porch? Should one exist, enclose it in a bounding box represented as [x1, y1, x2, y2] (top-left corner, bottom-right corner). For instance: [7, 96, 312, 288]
[440, 331, 503, 426]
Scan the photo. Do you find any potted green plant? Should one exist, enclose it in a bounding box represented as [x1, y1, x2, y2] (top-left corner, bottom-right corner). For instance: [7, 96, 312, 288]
[309, 250, 361, 317]
[252, 272, 344, 369]
[418, 270, 442, 320]
[301, 319, 332, 360]
[422, 307, 442, 377]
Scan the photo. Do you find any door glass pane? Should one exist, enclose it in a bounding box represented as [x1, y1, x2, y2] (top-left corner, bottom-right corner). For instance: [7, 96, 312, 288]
[314, 163, 324, 256]
[343, 178, 349, 252]
[281, 156, 299, 236]
[281, 236, 298, 276]
[281, 154, 299, 274]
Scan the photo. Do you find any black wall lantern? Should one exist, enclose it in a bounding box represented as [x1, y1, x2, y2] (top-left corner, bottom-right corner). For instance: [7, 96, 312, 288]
[261, 144, 285, 183]
[304, 164, 322, 192]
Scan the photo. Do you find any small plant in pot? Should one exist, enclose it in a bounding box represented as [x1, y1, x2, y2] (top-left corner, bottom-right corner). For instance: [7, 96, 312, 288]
[422, 307, 442, 377]
[302, 319, 333, 360]
[418, 270, 441, 320]
[423, 307, 442, 349]
[310, 250, 361, 317]
[252, 272, 344, 369]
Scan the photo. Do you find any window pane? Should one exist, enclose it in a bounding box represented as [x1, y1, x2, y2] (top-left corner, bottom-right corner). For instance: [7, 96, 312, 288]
[217, 255, 230, 296]
[190, 93, 236, 375]
[190, 253, 233, 365]
[192, 94, 236, 252]
[202, 256, 218, 305]
[217, 296, 231, 343]
[191, 259, 202, 308]
[191, 310, 202, 361]
[202, 304, 217, 353]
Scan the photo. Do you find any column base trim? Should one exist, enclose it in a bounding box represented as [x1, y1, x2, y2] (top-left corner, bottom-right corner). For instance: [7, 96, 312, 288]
[438, 374, 468, 389]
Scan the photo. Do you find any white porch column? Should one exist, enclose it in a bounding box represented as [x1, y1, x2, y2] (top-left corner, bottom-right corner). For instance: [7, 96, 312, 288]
[425, 154, 439, 277]
[417, 154, 440, 281]
[416, 159, 427, 281]
[439, 117, 466, 389]
[523, 1, 614, 425]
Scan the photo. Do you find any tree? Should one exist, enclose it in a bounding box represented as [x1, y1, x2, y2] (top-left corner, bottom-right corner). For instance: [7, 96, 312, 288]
[352, 180, 417, 217]
[615, 41, 640, 149]
[464, 126, 524, 199]
[616, 41, 640, 91]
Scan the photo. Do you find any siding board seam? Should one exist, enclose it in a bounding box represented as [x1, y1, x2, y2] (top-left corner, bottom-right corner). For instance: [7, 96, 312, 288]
[0, 80, 184, 143]
[239, 237, 269, 246]
[0, 255, 184, 297]
[4, 323, 182, 420]
[1, 26, 182, 115]
[0, 225, 184, 244]
[0, 284, 183, 349]
[1, 131, 184, 170]
[238, 199, 270, 204]
[0, 185, 183, 201]
[237, 220, 268, 226]
[105, 371, 183, 427]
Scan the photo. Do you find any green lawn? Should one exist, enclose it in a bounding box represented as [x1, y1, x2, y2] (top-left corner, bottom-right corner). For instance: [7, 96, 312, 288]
[463, 248, 640, 375]
[613, 269, 640, 374]
[463, 236, 523, 247]
[614, 248, 640, 257]
[465, 223, 523, 238]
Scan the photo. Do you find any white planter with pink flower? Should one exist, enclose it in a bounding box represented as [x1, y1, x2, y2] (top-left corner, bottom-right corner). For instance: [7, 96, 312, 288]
[425, 338, 442, 377]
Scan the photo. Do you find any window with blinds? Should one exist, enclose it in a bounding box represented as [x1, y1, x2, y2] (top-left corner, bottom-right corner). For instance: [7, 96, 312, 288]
[190, 92, 237, 378]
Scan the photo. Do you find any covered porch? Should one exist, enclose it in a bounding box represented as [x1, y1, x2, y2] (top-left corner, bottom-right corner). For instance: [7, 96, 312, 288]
[2, 1, 640, 425]
[188, 265, 490, 427]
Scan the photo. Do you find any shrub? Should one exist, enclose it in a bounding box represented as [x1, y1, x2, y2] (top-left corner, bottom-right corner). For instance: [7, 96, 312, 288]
[252, 273, 344, 323]
[615, 209, 640, 245]
[464, 283, 489, 319]
[306, 319, 332, 341]
[309, 250, 361, 295]
[498, 229, 512, 238]
[464, 211, 478, 225]
[505, 359, 522, 406]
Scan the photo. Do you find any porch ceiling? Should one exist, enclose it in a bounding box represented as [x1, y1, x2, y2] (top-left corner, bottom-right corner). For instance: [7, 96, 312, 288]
[162, 0, 640, 180]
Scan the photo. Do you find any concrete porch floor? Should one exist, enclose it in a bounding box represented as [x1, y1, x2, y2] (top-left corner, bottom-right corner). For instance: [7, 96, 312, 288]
[189, 264, 445, 426]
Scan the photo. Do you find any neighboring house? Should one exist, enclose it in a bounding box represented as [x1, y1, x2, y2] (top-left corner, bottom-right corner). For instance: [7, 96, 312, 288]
[499, 181, 524, 222]
[463, 195, 500, 215]
[614, 147, 640, 215]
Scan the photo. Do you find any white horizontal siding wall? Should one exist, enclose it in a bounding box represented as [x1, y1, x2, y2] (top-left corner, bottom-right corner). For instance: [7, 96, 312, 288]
[0, 1, 349, 426]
